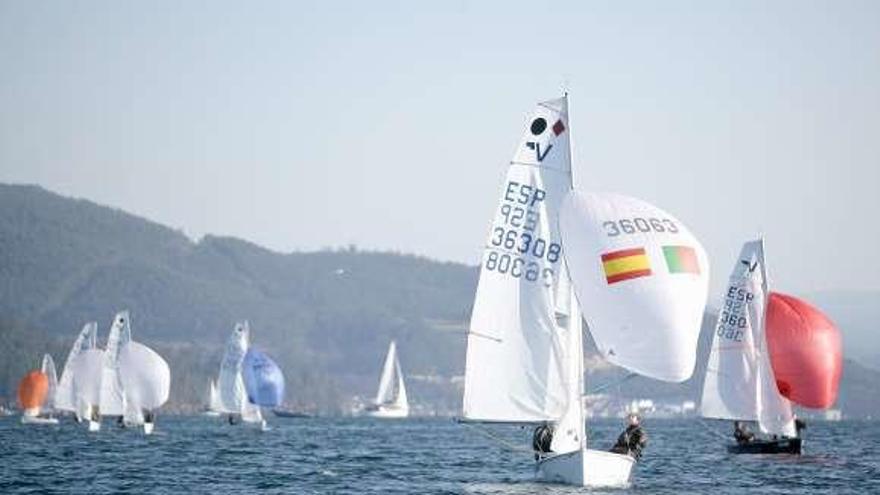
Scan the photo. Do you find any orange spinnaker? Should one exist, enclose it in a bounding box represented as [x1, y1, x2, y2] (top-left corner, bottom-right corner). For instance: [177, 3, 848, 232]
[17, 370, 49, 410]
[765, 292, 842, 409]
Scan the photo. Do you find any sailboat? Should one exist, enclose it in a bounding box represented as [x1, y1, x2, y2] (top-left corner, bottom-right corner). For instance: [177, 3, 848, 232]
[55, 322, 99, 419]
[461, 95, 709, 487]
[99, 311, 131, 423]
[18, 354, 60, 425]
[217, 321, 264, 427]
[118, 338, 171, 435]
[69, 347, 105, 431]
[204, 380, 222, 416]
[366, 341, 409, 418]
[242, 347, 285, 430]
[700, 239, 842, 454]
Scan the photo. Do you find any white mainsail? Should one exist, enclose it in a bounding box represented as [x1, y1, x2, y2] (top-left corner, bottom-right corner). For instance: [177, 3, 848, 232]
[118, 341, 171, 426]
[70, 348, 104, 419]
[217, 321, 261, 422]
[462, 96, 573, 423]
[56, 322, 99, 412]
[41, 354, 58, 413]
[100, 311, 131, 416]
[374, 341, 408, 410]
[559, 192, 710, 383]
[700, 239, 795, 437]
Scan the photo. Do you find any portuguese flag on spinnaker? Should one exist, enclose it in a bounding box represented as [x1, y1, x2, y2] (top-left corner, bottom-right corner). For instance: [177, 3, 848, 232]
[663, 245, 700, 274]
[601, 247, 651, 284]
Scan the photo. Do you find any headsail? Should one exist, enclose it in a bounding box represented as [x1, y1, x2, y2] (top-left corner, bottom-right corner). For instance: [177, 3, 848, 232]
[765, 292, 842, 409]
[100, 311, 132, 416]
[242, 349, 285, 407]
[71, 348, 104, 416]
[462, 96, 573, 423]
[41, 354, 58, 411]
[56, 322, 98, 412]
[393, 350, 408, 410]
[375, 341, 406, 406]
[559, 191, 709, 383]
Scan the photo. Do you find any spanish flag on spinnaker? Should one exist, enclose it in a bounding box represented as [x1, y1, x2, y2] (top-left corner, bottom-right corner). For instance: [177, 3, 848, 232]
[601, 247, 651, 284]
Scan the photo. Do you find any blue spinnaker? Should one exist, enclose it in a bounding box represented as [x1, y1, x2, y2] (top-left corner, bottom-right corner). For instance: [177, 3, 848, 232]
[242, 349, 285, 407]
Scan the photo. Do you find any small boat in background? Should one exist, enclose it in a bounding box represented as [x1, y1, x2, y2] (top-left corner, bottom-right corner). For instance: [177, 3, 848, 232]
[701, 239, 842, 455]
[366, 341, 409, 419]
[217, 322, 270, 429]
[18, 354, 60, 425]
[55, 322, 99, 419]
[203, 380, 222, 416]
[272, 409, 311, 418]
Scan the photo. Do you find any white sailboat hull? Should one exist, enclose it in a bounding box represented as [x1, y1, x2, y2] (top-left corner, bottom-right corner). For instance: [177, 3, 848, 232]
[143, 422, 155, 435]
[536, 448, 635, 488]
[88, 420, 101, 432]
[366, 405, 409, 419]
[20, 415, 59, 425]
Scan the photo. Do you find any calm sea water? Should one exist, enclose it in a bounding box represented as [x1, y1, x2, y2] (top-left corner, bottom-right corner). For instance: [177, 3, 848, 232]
[1, 415, 878, 494]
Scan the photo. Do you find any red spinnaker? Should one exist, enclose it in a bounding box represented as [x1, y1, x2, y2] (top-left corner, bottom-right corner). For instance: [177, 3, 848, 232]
[765, 292, 842, 409]
[18, 370, 48, 410]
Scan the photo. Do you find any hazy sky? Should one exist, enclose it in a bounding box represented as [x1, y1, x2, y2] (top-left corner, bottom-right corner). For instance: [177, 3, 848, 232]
[1, 1, 878, 295]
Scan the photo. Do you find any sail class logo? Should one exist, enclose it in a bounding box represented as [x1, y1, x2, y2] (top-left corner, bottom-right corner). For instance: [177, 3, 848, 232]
[601, 247, 651, 284]
[525, 117, 567, 162]
[662, 245, 700, 274]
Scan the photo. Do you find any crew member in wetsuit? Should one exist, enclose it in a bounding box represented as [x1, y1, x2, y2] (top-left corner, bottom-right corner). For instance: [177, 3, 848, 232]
[610, 413, 648, 460]
[144, 410, 155, 424]
[794, 417, 806, 438]
[733, 421, 755, 444]
[532, 424, 554, 460]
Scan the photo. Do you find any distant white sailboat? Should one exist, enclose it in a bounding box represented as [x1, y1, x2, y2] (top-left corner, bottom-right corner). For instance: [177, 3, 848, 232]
[118, 339, 171, 435]
[18, 354, 60, 425]
[55, 322, 99, 417]
[99, 311, 131, 420]
[70, 347, 105, 431]
[204, 380, 222, 416]
[217, 322, 264, 428]
[461, 95, 709, 487]
[366, 341, 409, 418]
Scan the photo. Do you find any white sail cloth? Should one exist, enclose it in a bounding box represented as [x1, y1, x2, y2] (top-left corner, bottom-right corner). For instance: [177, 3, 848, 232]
[70, 348, 104, 415]
[41, 354, 58, 412]
[100, 311, 131, 415]
[700, 240, 795, 436]
[463, 96, 574, 423]
[118, 342, 171, 412]
[559, 192, 709, 383]
[217, 321, 261, 422]
[55, 322, 98, 412]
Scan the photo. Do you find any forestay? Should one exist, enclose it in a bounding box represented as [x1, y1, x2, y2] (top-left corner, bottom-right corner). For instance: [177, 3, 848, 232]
[560, 192, 709, 383]
[56, 322, 98, 412]
[463, 96, 573, 423]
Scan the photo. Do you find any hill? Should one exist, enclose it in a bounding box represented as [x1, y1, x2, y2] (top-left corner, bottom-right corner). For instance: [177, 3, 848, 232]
[0, 183, 877, 418]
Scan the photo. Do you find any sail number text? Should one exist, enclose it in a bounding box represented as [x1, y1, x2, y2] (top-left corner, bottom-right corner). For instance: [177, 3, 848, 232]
[602, 217, 679, 237]
[716, 286, 755, 342]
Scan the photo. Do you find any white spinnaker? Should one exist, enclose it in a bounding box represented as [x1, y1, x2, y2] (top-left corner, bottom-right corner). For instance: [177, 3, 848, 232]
[463, 96, 573, 423]
[375, 341, 399, 405]
[100, 311, 131, 415]
[71, 349, 104, 415]
[699, 240, 794, 436]
[118, 342, 171, 412]
[560, 192, 709, 383]
[56, 322, 98, 412]
[218, 322, 250, 414]
[41, 354, 58, 411]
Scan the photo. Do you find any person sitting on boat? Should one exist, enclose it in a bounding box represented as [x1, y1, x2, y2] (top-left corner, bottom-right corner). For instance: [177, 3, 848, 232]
[144, 410, 155, 424]
[610, 413, 648, 460]
[794, 417, 806, 438]
[532, 424, 554, 460]
[733, 421, 755, 444]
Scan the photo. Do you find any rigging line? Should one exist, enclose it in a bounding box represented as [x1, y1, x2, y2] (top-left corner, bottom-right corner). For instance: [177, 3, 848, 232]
[458, 420, 535, 454]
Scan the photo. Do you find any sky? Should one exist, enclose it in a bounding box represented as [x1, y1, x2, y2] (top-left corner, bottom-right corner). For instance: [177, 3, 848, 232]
[1, 0, 878, 296]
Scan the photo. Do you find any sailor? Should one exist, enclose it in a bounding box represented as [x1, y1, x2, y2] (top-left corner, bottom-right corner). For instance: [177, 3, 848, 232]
[532, 424, 554, 459]
[794, 417, 806, 438]
[733, 421, 754, 444]
[610, 413, 648, 460]
[144, 410, 155, 424]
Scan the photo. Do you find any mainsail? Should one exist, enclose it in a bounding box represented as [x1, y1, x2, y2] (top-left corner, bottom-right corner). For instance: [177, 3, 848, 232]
[41, 354, 58, 412]
[56, 322, 98, 412]
[217, 321, 260, 421]
[374, 341, 407, 408]
[71, 348, 104, 419]
[462, 96, 573, 423]
[559, 192, 709, 383]
[699, 239, 795, 436]
[100, 311, 131, 416]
